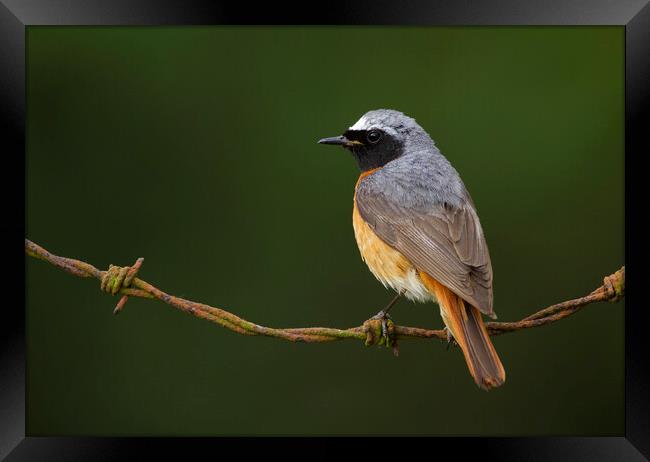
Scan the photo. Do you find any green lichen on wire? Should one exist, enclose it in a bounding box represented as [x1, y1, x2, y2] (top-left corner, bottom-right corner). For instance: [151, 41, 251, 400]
[25, 239, 625, 354]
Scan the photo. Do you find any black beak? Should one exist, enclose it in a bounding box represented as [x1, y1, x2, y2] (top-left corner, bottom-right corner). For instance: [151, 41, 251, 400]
[318, 135, 349, 146]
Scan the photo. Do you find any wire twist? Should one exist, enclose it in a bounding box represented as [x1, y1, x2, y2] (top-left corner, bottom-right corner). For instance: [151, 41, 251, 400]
[25, 239, 625, 356]
[100, 258, 144, 314]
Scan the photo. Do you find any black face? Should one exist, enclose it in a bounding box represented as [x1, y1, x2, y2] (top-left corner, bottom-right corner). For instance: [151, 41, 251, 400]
[318, 128, 402, 172]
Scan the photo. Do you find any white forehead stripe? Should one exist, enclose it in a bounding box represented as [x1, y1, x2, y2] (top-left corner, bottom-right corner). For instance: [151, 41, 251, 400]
[349, 115, 372, 131]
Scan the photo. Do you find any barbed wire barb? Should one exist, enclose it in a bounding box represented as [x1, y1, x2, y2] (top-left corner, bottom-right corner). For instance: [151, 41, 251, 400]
[24, 239, 625, 353]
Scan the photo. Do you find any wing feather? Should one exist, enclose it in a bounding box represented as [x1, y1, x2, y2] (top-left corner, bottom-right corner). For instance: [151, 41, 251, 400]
[356, 174, 495, 317]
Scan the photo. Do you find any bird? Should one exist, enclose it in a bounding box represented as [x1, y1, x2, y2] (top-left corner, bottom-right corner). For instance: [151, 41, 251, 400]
[318, 109, 505, 390]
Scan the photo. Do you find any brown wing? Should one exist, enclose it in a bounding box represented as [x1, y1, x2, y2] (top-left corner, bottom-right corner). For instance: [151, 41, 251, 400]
[355, 179, 495, 317]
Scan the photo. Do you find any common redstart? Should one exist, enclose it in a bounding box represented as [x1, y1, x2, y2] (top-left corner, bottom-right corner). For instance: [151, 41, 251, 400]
[318, 109, 505, 390]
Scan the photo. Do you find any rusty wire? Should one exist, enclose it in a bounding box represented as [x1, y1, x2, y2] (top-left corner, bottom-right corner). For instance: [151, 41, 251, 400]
[25, 239, 625, 355]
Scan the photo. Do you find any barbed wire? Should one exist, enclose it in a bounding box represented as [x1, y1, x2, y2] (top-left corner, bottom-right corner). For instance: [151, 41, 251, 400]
[25, 239, 625, 356]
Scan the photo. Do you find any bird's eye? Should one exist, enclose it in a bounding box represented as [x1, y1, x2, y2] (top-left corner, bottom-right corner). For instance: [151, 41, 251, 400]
[366, 130, 382, 144]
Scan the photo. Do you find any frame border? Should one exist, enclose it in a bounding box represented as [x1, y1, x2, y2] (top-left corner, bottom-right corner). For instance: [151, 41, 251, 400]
[2, 0, 647, 459]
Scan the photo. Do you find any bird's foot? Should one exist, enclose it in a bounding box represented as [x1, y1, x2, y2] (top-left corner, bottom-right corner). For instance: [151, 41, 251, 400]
[363, 310, 399, 357]
[371, 309, 392, 338]
[443, 326, 457, 350]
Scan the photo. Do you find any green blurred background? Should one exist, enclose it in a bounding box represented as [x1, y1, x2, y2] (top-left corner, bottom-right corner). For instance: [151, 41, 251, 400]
[26, 27, 624, 436]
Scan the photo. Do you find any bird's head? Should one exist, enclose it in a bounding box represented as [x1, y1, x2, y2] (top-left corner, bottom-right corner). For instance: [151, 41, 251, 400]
[318, 109, 433, 172]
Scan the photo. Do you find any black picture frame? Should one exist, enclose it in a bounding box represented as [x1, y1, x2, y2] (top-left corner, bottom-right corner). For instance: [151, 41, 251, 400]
[2, 0, 647, 459]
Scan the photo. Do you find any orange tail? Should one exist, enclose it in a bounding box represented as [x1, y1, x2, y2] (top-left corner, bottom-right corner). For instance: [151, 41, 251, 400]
[420, 273, 506, 390]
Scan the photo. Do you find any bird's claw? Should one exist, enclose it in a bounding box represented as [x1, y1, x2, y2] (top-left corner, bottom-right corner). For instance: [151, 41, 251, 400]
[443, 326, 457, 350]
[363, 310, 399, 356]
[372, 310, 392, 338]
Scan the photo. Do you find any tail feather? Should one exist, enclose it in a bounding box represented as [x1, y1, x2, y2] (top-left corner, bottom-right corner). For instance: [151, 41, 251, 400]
[420, 272, 505, 390]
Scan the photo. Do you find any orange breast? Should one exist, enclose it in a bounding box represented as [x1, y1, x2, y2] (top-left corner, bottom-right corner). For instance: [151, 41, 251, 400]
[352, 171, 434, 303]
